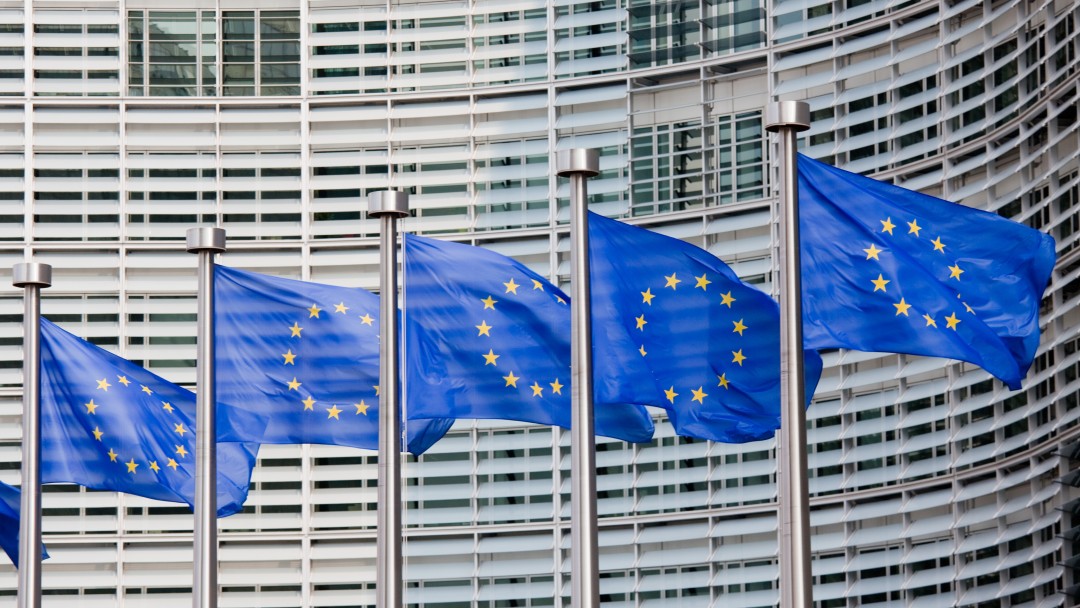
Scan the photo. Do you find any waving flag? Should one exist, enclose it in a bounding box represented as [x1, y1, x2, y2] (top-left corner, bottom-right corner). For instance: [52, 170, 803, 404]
[214, 266, 452, 453]
[587, 212, 823, 442]
[798, 154, 1056, 389]
[403, 233, 655, 443]
[39, 318, 260, 517]
[0, 481, 47, 567]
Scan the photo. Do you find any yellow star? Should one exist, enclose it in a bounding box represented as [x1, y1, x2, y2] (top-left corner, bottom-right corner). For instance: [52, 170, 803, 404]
[287, 377, 301, 391]
[664, 273, 681, 289]
[880, 217, 895, 234]
[664, 386, 679, 403]
[175, 445, 188, 458]
[871, 274, 890, 292]
[638, 344, 647, 357]
[893, 298, 912, 316]
[282, 349, 296, 365]
[948, 264, 963, 280]
[481, 295, 497, 310]
[503, 278, 520, 294]
[85, 399, 99, 414]
[167, 458, 178, 470]
[96, 378, 110, 391]
[945, 312, 961, 330]
[92, 426, 103, 441]
[476, 320, 492, 337]
[327, 405, 342, 419]
[923, 314, 937, 327]
[302, 396, 316, 410]
[107, 448, 118, 462]
[530, 382, 543, 397]
[355, 401, 369, 415]
[483, 349, 499, 366]
[374, 385, 380, 396]
[174, 423, 187, 436]
[963, 302, 974, 314]
[931, 237, 945, 253]
[334, 302, 349, 314]
[359, 314, 374, 326]
[549, 378, 563, 395]
[503, 371, 519, 388]
[126, 459, 138, 474]
[641, 288, 655, 305]
[863, 244, 883, 260]
[635, 314, 647, 330]
[555, 296, 566, 305]
[141, 385, 153, 395]
[694, 274, 711, 290]
[117, 375, 131, 387]
[717, 374, 729, 389]
[162, 401, 174, 413]
[907, 219, 921, 236]
[732, 349, 746, 366]
[691, 387, 707, 404]
[720, 291, 735, 307]
[308, 303, 322, 318]
[149, 461, 160, 473]
[532, 279, 544, 290]
[732, 319, 747, 335]
[289, 322, 303, 337]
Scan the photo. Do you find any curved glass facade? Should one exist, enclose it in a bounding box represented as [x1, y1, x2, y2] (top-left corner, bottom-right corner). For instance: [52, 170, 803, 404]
[0, 0, 1075, 606]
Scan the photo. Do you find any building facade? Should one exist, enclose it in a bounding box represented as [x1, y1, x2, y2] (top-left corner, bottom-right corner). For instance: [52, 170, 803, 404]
[0, 0, 1075, 605]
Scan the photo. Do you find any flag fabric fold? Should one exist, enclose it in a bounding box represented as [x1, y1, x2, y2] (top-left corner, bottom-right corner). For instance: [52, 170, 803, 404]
[214, 265, 452, 454]
[0, 480, 47, 567]
[403, 233, 656, 443]
[798, 154, 1056, 389]
[587, 212, 824, 443]
[39, 318, 259, 517]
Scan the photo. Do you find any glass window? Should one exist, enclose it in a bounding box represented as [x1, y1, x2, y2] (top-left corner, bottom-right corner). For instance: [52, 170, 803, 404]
[223, 12, 256, 39]
[261, 41, 300, 62]
[261, 12, 300, 39]
[132, 9, 300, 97]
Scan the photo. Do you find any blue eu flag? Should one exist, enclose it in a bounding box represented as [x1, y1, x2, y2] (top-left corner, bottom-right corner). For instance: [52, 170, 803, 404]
[588, 212, 824, 443]
[0, 480, 47, 567]
[798, 154, 1056, 389]
[403, 234, 655, 443]
[214, 266, 452, 453]
[39, 318, 260, 517]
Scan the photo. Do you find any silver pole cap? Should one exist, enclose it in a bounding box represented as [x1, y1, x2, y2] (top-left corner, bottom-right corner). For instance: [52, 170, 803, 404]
[12, 262, 51, 288]
[556, 148, 600, 178]
[185, 227, 226, 254]
[368, 190, 410, 219]
[764, 101, 811, 133]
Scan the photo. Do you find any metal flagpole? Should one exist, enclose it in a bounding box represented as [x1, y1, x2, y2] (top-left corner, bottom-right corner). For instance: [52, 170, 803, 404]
[556, 148, 600, 608]
[369, 190, 409, 608]
[14, 262, 51, 608]
[765, 101, 813, 608]
[186, 227, 226, 608]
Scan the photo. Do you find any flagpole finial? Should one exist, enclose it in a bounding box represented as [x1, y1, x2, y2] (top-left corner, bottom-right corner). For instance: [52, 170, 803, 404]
[12, 263, 51, 288]
[765, 101, 811, 133]
[185, 227, 226, 253]
[368, 190, 410, 218]
[556, 148, 599, 177]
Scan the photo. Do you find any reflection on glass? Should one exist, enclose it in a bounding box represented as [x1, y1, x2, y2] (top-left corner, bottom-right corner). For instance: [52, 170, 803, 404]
[223, 64, 256, 83]
[147, 13, 198, 40]
[129, 9, 299, 97]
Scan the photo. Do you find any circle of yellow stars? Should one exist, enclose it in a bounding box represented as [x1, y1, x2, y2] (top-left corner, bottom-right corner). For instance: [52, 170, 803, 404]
[88, 374, 186, 477]
[283, 301, 377, 420]
[478, 275, 568, 401]
[872, 216, 974, 331]
[638, 270, 746, 409]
